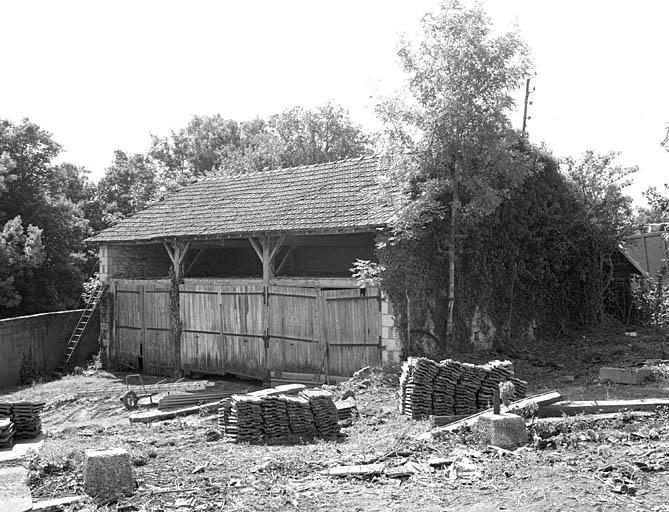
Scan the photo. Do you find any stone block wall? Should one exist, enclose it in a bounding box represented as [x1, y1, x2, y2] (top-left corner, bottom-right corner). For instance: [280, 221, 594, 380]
[99, 244, 171, 281]
[381, 293, 402, 364]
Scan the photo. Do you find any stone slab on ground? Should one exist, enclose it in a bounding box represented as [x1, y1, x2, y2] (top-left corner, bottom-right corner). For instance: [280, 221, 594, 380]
[0, 466, 32, 512]
[476, 412, 527, 449]
[599, 367, 653, 385]
[83, 448, 134, 500]
[0, 432, 45, 463]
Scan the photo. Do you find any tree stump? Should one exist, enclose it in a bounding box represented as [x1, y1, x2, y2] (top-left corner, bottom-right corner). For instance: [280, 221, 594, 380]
[83, 448, 134, 500]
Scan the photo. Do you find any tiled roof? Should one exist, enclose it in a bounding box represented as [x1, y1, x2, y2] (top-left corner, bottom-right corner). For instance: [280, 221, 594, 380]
[88, 156, 398, 243]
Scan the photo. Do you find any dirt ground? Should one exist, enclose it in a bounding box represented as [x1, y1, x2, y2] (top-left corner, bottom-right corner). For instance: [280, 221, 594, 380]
[3, 326, 669, 511]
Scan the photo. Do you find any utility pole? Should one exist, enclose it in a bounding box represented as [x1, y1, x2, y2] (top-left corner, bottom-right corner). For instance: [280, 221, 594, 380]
[521, 77, 534, 135]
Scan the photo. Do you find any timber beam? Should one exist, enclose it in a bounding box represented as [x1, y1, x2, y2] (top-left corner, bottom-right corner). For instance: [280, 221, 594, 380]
[163, 241, 191, 279]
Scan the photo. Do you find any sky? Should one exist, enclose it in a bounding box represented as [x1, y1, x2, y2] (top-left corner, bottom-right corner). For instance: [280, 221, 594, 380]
[1, 0, 668, 204]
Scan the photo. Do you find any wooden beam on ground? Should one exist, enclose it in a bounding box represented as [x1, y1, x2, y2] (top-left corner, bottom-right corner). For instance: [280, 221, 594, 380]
[129, 401, 221, 424]
[323, 464, 385, 478]
[429, 414, 469, 427]
[533, 411, 655, 424]
[539, 398, 669, 417]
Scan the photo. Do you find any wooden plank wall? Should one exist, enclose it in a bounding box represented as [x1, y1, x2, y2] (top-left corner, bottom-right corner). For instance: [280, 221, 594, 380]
[112, 278, 382, 379]
[324, 288, 382, 377]
[268, 285, 324, 375]
[180, 280, 265, 379]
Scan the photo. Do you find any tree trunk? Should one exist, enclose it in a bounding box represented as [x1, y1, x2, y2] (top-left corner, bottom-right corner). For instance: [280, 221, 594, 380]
[446, 183, 458, 340]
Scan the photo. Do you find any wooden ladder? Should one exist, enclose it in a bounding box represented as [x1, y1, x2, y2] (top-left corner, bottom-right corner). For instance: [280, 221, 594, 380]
[57, 281, 106, 374]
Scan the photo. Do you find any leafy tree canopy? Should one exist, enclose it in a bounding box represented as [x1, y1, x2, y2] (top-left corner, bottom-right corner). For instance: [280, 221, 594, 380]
[0, 119, 92, 317]
[377, 0, 533, 338]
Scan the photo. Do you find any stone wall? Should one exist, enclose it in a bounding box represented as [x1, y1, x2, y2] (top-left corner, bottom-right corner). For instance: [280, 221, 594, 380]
[380, 293, 402, 364]
[0, 310, 100, 388]
[99, 244, 171, 281]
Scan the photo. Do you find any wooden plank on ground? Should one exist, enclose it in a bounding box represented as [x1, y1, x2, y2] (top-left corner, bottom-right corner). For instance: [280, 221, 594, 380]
[32, 495, 85, 511]
[429, 414, 468, 427]
[323, 463, 385, 477]
[129, 401, 220, 424]
[77, 380, 212, 398]
[533, 411, 655, 424]
[539, 398, 669, 417]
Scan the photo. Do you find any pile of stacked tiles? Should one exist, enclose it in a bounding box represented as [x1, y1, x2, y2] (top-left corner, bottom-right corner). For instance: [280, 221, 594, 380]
[300, 389, 340, 439]
[476, 360, 515, 410]
[283, 395, 317, 438]
[400, 358, 527, 419]
[0, 402, 45, 441]
[453, 363, 485, 415]
[260, 396, 291, 441]
[0, 418, 15, 449]
[221, 389, 339, 443]
[432, 359, 465, 415]
[225, 395, 263, 443]
[399, 357, 440, 419]
[510, 377, 528, 398]
[13, 402, 45, 440]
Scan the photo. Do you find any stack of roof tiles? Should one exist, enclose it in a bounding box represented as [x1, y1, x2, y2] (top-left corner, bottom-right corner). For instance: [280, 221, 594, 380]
[453, 363, 486, 415]
[399, 357, 439, 419]
[476, 360, 516, 410]
[400, 358, 527, 419]
[299, 389, 340, 439]
[0, 418, 15, 449]
[221, 389, 339, 443]
[283, 395, 317, 438]
[432, 359, 465, 416]
[260, 396, 291, 441]
[0, 402, 45, 440]
[225, 395, 263, 443]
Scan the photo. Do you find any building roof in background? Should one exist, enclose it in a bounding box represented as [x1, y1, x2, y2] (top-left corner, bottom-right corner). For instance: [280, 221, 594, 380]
[87, 156, 399, 244]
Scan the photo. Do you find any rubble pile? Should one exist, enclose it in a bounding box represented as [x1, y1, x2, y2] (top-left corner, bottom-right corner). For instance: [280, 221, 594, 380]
[400, 358, 527, 419]
[220, 389, 339, 443]
[0, 401, 45, 441]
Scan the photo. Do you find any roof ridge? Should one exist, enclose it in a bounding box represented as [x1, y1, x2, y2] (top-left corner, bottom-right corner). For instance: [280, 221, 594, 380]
[199, 154, 380, 183]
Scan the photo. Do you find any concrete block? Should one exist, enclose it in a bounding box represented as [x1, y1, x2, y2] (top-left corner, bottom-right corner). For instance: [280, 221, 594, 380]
[83, 448, 134, 500]
[383, 337, 400, 352]
[476, 412, 527, 449]
[599, 367, 653, 385]
[381, 314, 395, 328]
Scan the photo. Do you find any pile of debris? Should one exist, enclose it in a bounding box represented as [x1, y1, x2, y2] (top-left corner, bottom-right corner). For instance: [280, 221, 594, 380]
[0, 401, 45, 441]
[400, 358, 526, 419]
[220, 386, 340, 443]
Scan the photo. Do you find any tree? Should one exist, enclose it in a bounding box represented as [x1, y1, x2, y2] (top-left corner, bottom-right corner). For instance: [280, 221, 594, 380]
[561, 151, 636, 323]
[268, 102, 370, 168]
[378, 0, 532, 342]
[0, 152, 45, 308]
[641, 185, 669, 223]
[0, 119, 91, 316]
[146, 104, 370, 192]
[95, 150, 158, 228]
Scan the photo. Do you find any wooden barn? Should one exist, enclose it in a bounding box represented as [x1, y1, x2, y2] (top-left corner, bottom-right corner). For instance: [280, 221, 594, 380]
[88, 156, 402, 383]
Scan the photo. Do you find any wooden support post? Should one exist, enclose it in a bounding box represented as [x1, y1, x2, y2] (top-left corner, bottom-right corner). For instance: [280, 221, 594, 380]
[163, 240, 190, 378]
[248, 235, 285, 384]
